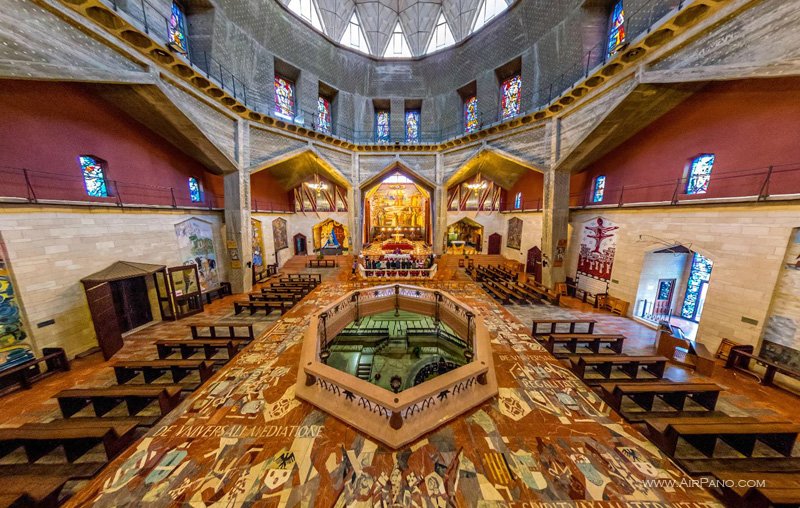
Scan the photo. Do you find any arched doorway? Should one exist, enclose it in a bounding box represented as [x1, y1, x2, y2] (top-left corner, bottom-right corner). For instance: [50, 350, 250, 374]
[488, 233, 502, 255]
[526, 246, 542, 284]
[446, 218, 483, 254]
[294, 233, 307, 255]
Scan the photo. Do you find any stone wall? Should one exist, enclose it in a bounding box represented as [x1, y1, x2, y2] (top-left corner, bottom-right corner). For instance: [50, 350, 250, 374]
[499, 212, 544, 266]
[252, 211, 351, 267]
[0, 206, 227, 357]
[760, 228, 800, 369]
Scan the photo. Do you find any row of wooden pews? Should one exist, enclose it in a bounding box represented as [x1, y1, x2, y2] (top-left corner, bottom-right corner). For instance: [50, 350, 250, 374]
[234, 274, 321, 315]
[468, 264, 547, 306]
[532, 317, 800, 506]
[0, 321, 256, 507]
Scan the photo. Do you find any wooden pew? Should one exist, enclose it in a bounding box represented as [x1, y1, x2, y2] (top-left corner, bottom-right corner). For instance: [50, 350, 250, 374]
[233, 299, 291, 316]
[531, 319, 596, 337]
[506, 282, 543, 304]
[0, 348, 70, 394]
[190, 322, 254, 341]
[726, 346, 800, 388]
[680, 457, 800, 476]
[569, 355, 667, 384]
[496, 281, 530, 304]
[743, 487, 800, 508]
[113, 359, 218, 385]
[713, 472, 800, 508]
[156, 339, 246, 360]
[602, 381, 722, 417]
[0, 474, 71, 508]
[651, 421, 800, 459]
[482, 282, 510, 305]
[250, 291, 302, 303]
[541, 333, 625, 357]
[285, 273, 321, 282]
[55, 385, 183, 418]
[0, 421, 137, 463]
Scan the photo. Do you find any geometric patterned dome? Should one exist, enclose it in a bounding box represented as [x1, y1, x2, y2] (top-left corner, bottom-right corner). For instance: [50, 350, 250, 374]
[279, 0, 514, 58]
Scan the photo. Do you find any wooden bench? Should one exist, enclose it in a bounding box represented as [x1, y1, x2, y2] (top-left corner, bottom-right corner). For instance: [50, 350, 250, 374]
[713, 471, 800, 508]
[201, 281, 231, 304]
[113, 359, 217, 385]
[602, 381, 722, 415]
[726, 346, 800, 388]
[284, 274, 321, 283]
[496, 282, 530, 304]
[0, 422, 137, 463]
[531, 319, 597, 337]
[506, 282, 543, 303]
[307, 259, 337, 268]
[190, 322, 254, 341]
[56, 385, 183, 418]
[569, 355, 667, 384]
[743, 487, 800, 508]
[233, 299, 291, 316]
[0, 462, 106, 481]
[156, 339, 246, 360]
[250, 291, 302, 303]
[482, 282, 510, 305]
[0, 348, 70, 394]
[541, 333, 625, 357]
[651, 421, 800, 458]
[679, 457, 800, 476]
[0, 474, 71, 508]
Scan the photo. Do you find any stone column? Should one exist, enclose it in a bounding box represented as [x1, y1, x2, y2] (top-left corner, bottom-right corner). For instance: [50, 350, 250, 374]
[224, 120, 253, 294]
[432, 153, 447, 255]
[348, 153, 362, 252]
[541, 123, 570, 288]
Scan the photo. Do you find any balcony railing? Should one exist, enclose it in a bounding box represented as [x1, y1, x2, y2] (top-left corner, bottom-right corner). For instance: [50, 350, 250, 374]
[92, 0, 694, 145]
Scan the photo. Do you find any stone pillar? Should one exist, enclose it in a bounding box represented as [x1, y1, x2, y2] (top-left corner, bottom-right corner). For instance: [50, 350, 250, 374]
[432, 153, 447, 255]
[224, 120, 253, 294]
[348, 153, 362, 252]
[541, 167, 570, 288]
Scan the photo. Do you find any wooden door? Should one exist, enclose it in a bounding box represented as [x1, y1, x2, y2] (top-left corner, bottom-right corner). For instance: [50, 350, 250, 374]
[487, 233, 502, 255]
[84, 282, 123, 360]
[526, 246, 543, 284]
[294, 234, 307, 255]
[653, 278, 675, 317]
[111, 277, 152, 333]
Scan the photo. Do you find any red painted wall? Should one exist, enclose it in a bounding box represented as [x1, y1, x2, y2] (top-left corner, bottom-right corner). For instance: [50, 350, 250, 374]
[251, 171, 292, 211]
[572, 78, 800, 205]
[0, 80, 223, 207]
[505, 170, 544, 210]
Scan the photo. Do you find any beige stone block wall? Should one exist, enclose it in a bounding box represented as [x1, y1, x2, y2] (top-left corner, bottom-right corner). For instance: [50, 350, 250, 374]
[566, 203, 800, 352]
[0, 206, 227, 357]
[253, 212, 351, 267]
[500, 212, 544, 266]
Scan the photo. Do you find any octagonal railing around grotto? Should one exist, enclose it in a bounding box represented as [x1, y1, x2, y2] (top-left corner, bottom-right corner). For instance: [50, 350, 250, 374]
[295, 283, 498, 449]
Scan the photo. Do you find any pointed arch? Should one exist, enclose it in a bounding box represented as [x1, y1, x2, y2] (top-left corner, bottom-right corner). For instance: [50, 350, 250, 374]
[287, 0, 326, 32]
[425, 10, 456, 54]
[471, 0, 508, 33]
[340, 10, 370, 53]
[360, 160, 436, 192]
[383, 21, 413, 58]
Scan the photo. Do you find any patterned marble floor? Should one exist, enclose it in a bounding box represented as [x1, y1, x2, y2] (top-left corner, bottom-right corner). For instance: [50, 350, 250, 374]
[60, 273, 726, 507]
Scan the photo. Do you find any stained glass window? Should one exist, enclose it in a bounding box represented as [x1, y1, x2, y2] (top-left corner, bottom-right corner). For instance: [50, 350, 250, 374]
[593, 175, 606, 203]
[376, 111, 390, 142]
[500, 75, 522, 120]
[189, 177, 201, 202]
[464, 96, 479, 133]
[405, 110, 420, 143]
[79, 156, 109, 197]
[514, 192, 522, 209]
[168, 2, 189, 55]
[680, 253, 713, 321]
[607, 1, 626, 57]
[686, 154, 715, 195]
[317, 97, 332, 133]
[274, 75, 295, 120]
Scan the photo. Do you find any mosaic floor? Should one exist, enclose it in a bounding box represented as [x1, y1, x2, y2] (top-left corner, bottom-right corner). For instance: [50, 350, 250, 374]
[62, 273, 726, 507]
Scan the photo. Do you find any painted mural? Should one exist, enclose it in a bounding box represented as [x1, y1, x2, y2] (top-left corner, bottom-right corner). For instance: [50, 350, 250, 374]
[577, 217, 618, 281]
[252, 218, 265, 276]
[174, 218, 219, 292]
[0, 238, 34, 371]
[506, 217, 523, 250]
[761, 228, 800, 369]
[273, 218, 289, 252]
[313, 219, 349, 251]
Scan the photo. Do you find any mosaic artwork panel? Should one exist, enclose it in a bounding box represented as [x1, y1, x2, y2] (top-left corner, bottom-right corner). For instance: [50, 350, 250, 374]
[506, 217, 523, 250]
[174, 218, 219, 292]
[272, 217, 289, 252]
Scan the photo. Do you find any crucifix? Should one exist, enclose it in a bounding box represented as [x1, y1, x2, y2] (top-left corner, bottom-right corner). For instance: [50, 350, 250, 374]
[584, 218, 618, 254]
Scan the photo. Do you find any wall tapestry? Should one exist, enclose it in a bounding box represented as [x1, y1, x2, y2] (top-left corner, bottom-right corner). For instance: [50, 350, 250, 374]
[174, 218, 219, 292]
[0, 237, 34, 371]
[272, 218, 288, 252]
[576, 217, 618, 294]
[760, 228, 800, 369]
[506, 217, 523, 250]
[251, 218, 265, 275]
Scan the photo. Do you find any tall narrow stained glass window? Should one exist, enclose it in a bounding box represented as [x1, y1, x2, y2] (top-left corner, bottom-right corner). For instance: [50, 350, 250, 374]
[79, 156, 109, 198]
[375, 111, 390, 142]
[464, 96, 479, 133]
[500, 75, 522, 120]
[168, 2, 189, 55]
[189, 177, 202, 202]
[680, 253, 713, 321]
[593, 175, 606, 203]
[607, 0, 626, 57]
[405, 110, 420, 143]
[317, 97, 332, 133]
[514, 192, 522, 209]
[274, 76, 296, 121]
[686, 154, 715, 195]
